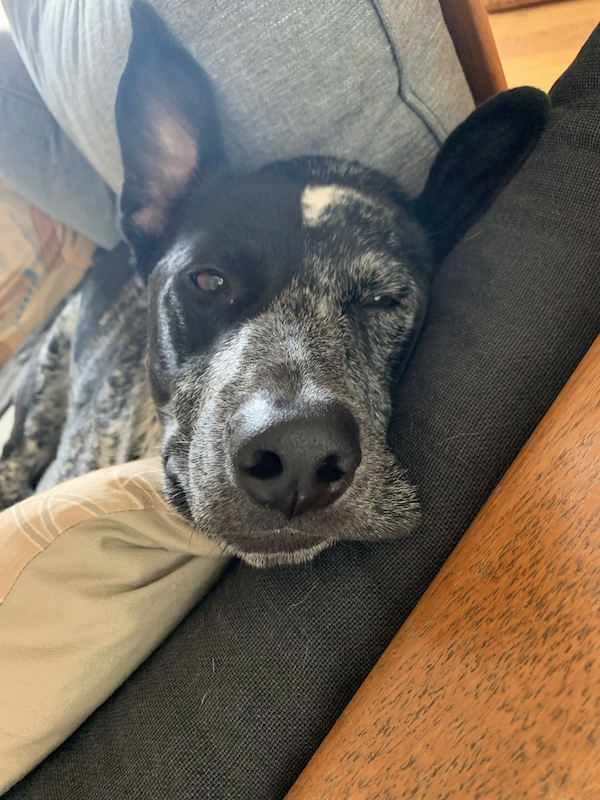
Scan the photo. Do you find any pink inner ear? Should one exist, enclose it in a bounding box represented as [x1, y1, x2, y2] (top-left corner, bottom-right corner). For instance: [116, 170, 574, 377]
[132, 203, 168, 234]
[133, 106, 199, 235]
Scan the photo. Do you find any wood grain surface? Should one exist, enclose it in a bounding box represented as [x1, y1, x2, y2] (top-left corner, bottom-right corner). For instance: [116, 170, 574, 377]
[286, 333, 600, 799]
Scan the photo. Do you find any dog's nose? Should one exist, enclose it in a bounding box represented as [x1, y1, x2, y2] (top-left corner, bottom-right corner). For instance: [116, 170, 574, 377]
[230, 402, 361, 519]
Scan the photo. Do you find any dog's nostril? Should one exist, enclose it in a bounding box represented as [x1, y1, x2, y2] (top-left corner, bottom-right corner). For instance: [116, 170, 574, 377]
[315, 455, 345, 485]
[245, 451, 283, 481]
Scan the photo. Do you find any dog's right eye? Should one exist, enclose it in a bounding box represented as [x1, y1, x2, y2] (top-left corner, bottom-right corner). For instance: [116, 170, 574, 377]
[189, 269, 231, 295]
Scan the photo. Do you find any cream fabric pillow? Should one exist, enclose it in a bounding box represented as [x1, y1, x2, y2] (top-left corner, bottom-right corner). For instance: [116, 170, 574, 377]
[0, 458, 230, 793]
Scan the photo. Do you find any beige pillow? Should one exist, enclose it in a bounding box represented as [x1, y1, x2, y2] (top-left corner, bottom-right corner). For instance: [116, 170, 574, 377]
[0, 458, 230, 794]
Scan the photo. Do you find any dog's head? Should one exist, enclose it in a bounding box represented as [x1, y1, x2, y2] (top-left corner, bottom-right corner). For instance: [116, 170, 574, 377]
[115, 2, 548, 566]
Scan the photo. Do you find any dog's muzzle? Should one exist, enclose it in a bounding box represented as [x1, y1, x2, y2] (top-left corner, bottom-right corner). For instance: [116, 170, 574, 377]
[228, 397, 361, 521]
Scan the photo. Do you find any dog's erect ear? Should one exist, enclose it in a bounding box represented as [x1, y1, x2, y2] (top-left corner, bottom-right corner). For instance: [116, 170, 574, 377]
[116, 1, 226, 266]
[413, 87, 549, 264]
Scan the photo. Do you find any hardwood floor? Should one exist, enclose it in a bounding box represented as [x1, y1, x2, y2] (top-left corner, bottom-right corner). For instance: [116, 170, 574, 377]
[489, 0, 600, 91]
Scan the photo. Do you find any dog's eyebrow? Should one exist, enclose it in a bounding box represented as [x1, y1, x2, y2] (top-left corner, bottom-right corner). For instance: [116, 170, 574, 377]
[159, 237, 201, 270]
[319, 251, 410, 289]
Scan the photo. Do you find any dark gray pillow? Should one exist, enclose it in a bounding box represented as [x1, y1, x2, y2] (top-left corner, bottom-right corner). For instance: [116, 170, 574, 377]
[8, 25, 600, 800]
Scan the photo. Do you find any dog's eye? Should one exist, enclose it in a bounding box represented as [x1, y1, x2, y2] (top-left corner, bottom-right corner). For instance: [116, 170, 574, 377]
[189, 269, 230, 295]
[363, 294, 400, 310]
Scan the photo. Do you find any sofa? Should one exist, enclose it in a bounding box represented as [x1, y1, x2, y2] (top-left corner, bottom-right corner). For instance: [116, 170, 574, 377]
[2, 6, 600, 800]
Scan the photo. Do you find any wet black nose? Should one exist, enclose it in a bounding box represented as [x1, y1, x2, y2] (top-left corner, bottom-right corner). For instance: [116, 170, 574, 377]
[230, 402, 361, 520]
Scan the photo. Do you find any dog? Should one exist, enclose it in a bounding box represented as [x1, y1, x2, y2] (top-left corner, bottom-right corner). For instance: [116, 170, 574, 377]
[0, 2, 548, 566]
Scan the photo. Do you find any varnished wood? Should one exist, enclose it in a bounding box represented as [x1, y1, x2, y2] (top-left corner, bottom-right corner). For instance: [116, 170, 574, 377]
[438, 0, 508, 102]
[489, 0, 600, 91]
[485, 0, 560, 16]
[286, 332, 600, 799]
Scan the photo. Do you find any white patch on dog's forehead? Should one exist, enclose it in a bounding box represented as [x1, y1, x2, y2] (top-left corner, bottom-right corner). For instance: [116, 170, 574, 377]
[301, 184, 367, 226]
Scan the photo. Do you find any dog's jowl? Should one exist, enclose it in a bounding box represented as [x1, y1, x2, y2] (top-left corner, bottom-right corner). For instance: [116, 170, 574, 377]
[0, 2, 548, 566]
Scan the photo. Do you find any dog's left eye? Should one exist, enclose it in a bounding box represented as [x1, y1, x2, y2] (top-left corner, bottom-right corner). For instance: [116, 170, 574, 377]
[363, 294, 400, 310]
[189, 269, 230, 295]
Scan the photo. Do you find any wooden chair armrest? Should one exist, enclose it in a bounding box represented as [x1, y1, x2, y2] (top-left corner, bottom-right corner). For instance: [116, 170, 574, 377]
[286, 331, 600, 799]
[438, 0, 507, 102]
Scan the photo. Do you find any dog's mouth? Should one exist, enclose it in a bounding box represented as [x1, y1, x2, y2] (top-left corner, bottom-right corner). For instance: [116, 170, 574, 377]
[164, 469, 336, 566]
[220, 525, 328, 551]
[208, 529, 334, 567]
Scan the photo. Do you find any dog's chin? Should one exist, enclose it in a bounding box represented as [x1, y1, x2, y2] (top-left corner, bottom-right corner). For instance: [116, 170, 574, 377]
[206, 530, 334, 568]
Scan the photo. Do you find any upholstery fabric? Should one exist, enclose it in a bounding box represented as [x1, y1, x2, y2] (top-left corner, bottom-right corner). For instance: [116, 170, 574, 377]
[0, 32, 119, 250]
[7, 25, 600, 800]
[0, 459, 229, 793]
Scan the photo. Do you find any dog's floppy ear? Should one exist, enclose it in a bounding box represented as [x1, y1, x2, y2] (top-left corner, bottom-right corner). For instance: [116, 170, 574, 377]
[116, 1, 226, 269]
[413, 87, 549, 264]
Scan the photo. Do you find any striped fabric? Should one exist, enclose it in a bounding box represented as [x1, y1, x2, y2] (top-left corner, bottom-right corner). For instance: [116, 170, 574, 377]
[0, 176, 95, 365]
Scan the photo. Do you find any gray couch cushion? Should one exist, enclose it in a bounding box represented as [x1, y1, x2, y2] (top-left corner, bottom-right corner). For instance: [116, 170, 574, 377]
[7, 24, 600, 800]
[4, 0, 472, 199]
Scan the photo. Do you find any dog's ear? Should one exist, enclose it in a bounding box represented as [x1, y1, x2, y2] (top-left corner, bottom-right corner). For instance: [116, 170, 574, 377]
[116, 1, 226, 269]
[413, 87, 549, 264]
